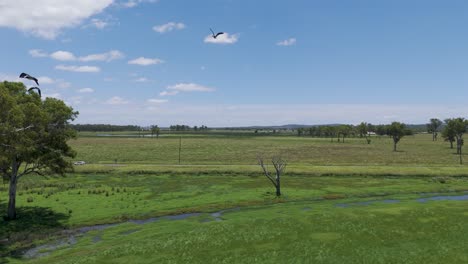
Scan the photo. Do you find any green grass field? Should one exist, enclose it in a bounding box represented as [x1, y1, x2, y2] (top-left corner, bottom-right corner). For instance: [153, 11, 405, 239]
[1, 133, 468, 263]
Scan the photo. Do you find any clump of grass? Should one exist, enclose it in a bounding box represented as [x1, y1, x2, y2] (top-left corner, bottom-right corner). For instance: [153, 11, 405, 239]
[27, 197, 34, 203]
[432, 176, 449, 184]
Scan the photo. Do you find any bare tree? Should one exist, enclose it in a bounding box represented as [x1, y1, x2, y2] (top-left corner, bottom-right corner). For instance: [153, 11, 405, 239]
[257, 154, 287, 197]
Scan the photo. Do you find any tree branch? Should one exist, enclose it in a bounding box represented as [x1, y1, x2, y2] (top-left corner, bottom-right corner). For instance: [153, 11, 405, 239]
[15, 125, 34, 132]
[257, 156, 277, 187]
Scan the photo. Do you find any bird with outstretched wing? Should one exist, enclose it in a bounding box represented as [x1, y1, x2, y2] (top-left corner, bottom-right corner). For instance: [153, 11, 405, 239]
[28, 87, 41, 97]
[210, 28, 224, 39]
[19, 72, 39, 86]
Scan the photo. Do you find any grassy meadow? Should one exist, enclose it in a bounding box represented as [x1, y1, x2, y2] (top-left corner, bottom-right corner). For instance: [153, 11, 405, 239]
[2, 132, 468, 263]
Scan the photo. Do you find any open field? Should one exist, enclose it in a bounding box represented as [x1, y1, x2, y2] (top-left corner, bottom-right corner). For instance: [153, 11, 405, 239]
[70, 133, 467, 167]
[2, 133, 468, 263]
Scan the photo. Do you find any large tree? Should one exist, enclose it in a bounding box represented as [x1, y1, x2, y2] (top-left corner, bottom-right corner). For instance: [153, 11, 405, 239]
[444, 118, 467, 164]
[0, 81, 78, 220]
[150, 125, 160, 138]
[387, 122, 407, 152]
[357, 122, 372, 144]
[442, 119, 456, 149]
[426, 118, 443, 141]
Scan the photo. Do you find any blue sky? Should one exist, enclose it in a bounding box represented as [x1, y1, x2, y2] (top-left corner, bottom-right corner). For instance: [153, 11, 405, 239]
[1, 0, 467, 126]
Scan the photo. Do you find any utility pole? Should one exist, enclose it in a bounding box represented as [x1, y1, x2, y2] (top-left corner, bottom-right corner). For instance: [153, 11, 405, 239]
[178, 136, 182, 165]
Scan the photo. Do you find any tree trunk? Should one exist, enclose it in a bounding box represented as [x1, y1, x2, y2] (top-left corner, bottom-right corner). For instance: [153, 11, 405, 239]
[393, 142, 397, 152]
[275, 174, 281, 197]
[450, 141, 454, 149]
[8, 177, 17, 219]
[7, 158, 20, 220]
[7, 170, 18, 220]
[460, 148, 463, 165]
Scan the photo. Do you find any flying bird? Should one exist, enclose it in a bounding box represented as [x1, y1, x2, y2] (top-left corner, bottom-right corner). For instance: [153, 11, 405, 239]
[210, 28, 224, 39]
[28, 87, 41, 97]
[19, 72, 39, 86]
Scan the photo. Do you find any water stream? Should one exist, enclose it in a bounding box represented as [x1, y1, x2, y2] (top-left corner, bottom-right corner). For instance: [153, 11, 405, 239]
[22, 193, 468, 258]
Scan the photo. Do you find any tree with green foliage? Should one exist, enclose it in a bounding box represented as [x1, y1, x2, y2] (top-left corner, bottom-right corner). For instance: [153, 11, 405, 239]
[297, 127, 304, 137]
[426, 118, 443, 141]
[357, 122, 372, 144]
[150, 125, 160, 138]
[337, 125, 353, 143]
[387, 122, 407, 152]
[0, 81, 78, 220]
[442, 119, 456, 149]
[444, 118, 467, 164]
[375, 125, 387, 137]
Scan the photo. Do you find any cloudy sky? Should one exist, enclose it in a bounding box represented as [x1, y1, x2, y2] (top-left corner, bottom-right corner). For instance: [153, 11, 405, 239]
[1, 0, 468, 126]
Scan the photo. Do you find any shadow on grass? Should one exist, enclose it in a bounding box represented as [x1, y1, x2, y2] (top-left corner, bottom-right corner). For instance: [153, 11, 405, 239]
[0, 204, 69, 261]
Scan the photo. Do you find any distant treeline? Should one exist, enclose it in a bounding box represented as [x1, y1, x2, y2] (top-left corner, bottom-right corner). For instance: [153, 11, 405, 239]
[71, 124, 210, 132]
[71, 124, 142, 132]
[169, 125, 209, 131]
[295, 124, 414, 138]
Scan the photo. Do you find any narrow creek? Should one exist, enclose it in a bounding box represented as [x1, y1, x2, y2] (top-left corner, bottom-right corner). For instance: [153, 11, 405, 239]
[23, 192, 468, 258]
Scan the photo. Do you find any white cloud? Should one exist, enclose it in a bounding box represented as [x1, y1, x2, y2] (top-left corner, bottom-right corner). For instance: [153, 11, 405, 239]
[167, 83, 215, 92]
[159, 90, 179, 96]
[56, 65, 101, 73]
[29, 49, 48, 58]
[0, 73, 21, 83]
[50, 51, 77, 61]
[153, 22, 185, 33]
[0, 0, 114, 39]
[78, 88, 95, 93]
[128, 57, 164, 66]
[79, 50, 124, 62]
[147, 98, 168, 104]
[204, 33, 239, 44]
[37, 76, 54, 84]
[121, 0, 158, 8]
[277, 38, 297, 46]
[105, 96, 128, 105]
[35, 50, 124, 62]
[90, 18, 108, 29]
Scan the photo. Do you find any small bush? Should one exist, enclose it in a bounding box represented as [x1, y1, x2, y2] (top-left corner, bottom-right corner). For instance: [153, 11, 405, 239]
[27, 197, 34, 203]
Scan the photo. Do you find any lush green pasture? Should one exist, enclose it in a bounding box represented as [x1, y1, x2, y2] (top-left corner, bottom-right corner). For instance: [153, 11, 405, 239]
[2, 133, 468, 263]
[7, 196, 468, 264]
[70, 133, 466, 167]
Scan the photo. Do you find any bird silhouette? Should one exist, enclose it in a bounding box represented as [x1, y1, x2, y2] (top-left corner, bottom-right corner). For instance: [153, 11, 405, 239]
[28, 87, 41, 97]
[210, 28, 224, 39]
[19, 72, 39, 86]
